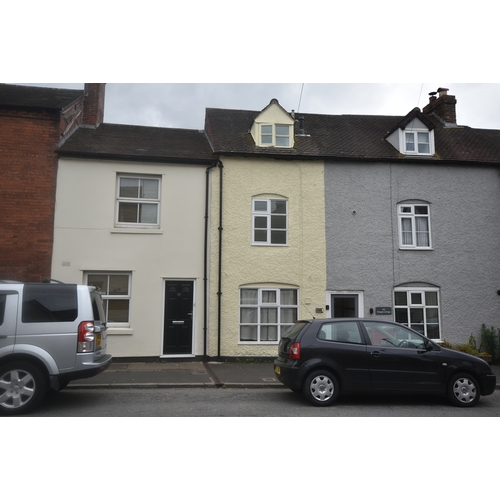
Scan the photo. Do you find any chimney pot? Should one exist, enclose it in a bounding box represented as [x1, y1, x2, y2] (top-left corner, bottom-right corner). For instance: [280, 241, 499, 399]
[437, 87, 449, 98]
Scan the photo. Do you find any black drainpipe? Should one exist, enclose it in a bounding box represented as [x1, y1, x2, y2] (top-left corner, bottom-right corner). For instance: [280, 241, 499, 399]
[203, 159, 224, 360]
[203, 161, 218, 359]
[216, 160, 223, 359]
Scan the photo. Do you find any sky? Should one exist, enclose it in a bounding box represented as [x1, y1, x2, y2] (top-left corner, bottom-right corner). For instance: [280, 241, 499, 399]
[7, 3, 499, 132]
[12, 83, 500, 131]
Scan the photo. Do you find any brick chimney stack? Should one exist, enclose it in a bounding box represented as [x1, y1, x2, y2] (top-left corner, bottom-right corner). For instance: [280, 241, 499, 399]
[423, 87, 457, 126]
[82, 83, 105, 126]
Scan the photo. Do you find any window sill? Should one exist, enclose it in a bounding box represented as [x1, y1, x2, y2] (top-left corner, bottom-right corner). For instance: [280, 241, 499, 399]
[399, 247, 433, 251]
[402, 152, 434, 157]
[106, 328, 134, 335]
[238, 341, 280, 345]
[251, 243, 288, 247]
[111, 228, 163, 235]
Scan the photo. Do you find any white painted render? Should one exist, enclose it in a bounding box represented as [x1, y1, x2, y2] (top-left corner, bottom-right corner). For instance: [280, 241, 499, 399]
[52, 158, 207, 357]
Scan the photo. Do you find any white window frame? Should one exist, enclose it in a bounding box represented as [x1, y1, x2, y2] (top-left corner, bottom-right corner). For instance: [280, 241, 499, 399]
[398, 203, 432, 249]
[239, 288, 298, 344]
[259, 123, 291, 147]
[115, 174, 161, 228]
[400, 129, 434, 156]
[85, 272, 132, 327]
[252, 198, 288, 246]
[394, 287, 441, 340]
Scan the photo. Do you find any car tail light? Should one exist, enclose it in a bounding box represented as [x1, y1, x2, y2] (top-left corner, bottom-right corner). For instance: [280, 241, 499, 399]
[289, 342, 301, 360]
[78, 321, 95, 353]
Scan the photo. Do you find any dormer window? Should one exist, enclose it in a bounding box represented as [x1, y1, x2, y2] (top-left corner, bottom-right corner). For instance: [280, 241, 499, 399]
[404, 131, 430, 154]
[250, 99, 295, 148]
[385, 109, 435, 157]
[260, 124, 291, 147]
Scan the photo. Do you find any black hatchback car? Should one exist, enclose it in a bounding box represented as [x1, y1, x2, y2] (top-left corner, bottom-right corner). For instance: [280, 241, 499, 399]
[274, 319, 497, 407]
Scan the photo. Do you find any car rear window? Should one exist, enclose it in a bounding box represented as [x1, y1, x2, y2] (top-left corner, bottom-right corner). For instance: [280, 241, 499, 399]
[0, 295, 5, 326]
[281, 321, 310, 341]
[91, 291, 106, 323]
[22, 284, 78, 323]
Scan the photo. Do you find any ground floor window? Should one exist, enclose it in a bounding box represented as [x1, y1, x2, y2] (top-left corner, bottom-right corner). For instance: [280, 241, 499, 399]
[240, 288, 298, 343]
[394, 287, 440, 340]
[85, 272, 131, 326]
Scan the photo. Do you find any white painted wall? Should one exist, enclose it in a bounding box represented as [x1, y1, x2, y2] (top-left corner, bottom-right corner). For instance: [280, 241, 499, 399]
[52, 158, 207, 357]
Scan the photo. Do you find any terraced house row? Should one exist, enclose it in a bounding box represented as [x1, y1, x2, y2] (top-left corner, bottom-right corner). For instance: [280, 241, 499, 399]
[2, 83, 500, 359]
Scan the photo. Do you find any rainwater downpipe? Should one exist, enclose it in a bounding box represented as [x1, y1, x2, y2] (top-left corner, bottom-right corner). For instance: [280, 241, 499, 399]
[216, 160, 223, 359]
[203, 161, 218, 359]
[203, 159, 224, 360]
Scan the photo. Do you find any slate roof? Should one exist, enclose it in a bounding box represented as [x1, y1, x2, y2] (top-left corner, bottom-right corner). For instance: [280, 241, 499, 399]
[58, 123, 214, 164]
[0, 84, 83, 110]
[204, 107, 500, 165]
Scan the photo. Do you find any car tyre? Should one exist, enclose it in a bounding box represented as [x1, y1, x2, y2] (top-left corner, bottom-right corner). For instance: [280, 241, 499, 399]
[303, 370, 339, 406]
[0, 362, 48, 415]
[447, 372, 480, 407]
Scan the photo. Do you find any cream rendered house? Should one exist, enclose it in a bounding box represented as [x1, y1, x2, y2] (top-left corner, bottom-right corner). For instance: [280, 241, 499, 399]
[54, 124, 213, 358]
[204, 100, 327, 358]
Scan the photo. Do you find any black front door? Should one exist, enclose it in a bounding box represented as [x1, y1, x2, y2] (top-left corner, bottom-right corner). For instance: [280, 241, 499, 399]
[163, 281, 193, 355]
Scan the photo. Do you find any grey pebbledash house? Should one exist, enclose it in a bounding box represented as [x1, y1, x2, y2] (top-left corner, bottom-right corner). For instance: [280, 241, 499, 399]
[321, 88, 500, 345]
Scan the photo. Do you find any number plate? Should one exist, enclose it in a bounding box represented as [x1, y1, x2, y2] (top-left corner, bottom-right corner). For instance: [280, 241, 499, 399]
[96, 333, 102, 349]
[274, 366, 281, 375]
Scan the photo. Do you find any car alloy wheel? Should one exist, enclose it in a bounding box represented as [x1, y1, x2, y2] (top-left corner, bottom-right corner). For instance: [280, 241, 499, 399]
[447, 373, 480, 407]
[303, 370, 339, 406]
[0, 362, 47, 415]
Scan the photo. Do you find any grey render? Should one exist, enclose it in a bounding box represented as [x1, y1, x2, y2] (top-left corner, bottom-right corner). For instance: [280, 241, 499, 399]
[324, 160, 500, 343]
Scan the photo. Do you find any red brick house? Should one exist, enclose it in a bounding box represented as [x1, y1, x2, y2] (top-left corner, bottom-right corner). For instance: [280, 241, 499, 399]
[0, 83, 105, 281]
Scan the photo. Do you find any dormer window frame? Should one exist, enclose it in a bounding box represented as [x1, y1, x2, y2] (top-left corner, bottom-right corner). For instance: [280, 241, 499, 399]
[258, 123, 292, 148]
[399, 127, 435, 156]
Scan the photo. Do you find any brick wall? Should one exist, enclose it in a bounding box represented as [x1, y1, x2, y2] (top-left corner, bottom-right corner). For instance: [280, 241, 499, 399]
[0, 108, 61, 281]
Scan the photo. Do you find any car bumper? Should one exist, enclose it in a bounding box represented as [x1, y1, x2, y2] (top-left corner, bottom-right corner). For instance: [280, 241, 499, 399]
[274, 359, 302, 391]
[51, 354, 112, 390]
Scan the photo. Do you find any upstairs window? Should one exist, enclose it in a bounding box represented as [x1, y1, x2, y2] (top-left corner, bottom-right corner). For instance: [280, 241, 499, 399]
[116, 175, 160, 227]
[405, 131, 430, 154]
[398, 204, 431, 249]
[252, 198, 287, 245]
[259, 124, 291, 147]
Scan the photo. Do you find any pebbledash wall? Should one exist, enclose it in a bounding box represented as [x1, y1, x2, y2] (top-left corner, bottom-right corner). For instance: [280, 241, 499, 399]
[324, 160, 500, 344]
[207, 157, 327, 358]
[51, 157, 207, 357]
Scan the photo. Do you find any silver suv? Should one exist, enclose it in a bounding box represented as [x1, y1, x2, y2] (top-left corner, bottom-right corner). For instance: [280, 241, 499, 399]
[0, 281, 112, 415]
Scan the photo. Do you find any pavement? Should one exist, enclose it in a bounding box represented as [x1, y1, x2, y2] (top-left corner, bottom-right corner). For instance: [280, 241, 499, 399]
[68, 359, 500, 390]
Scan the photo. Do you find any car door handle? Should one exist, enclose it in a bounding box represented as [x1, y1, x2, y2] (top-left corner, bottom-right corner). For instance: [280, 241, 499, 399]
[172, 321, 185, 325]
[370, 351, 381, 358]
